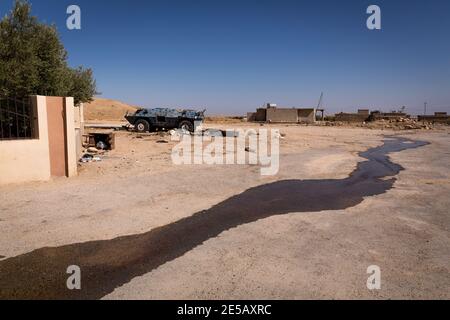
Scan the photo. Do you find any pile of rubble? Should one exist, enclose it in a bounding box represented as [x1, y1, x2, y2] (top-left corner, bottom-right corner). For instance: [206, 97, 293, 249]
[364, 118, 433, 130]
[321, 118, 436, 130]
[79, 146, 104, 163]
[79, 140, 110, 163]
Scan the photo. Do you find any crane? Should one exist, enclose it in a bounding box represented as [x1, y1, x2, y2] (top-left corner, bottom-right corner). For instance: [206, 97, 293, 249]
[316, 92, 324, 121]
[317, 92, 324, 110]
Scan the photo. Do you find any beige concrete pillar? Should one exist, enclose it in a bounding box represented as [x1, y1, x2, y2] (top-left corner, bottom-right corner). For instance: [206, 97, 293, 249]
[64, 97, 78, 177]
[73, 102, 85, 159]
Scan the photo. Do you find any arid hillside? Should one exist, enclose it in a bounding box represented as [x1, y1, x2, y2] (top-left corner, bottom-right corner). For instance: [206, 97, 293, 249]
[84, 98, 139, 121]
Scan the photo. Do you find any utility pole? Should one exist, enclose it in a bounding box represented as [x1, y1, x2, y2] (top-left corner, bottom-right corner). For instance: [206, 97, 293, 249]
[424, 102, 428, 116]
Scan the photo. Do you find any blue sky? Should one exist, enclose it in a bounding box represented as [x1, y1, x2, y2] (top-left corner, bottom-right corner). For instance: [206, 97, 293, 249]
[1, 0, 449, 115]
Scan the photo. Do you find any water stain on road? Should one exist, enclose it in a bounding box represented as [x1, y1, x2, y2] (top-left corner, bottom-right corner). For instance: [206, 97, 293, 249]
[0, 137, 428, 299]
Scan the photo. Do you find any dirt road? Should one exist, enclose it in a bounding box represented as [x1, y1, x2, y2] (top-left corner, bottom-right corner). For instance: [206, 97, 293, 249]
[0, 124, 449, 299]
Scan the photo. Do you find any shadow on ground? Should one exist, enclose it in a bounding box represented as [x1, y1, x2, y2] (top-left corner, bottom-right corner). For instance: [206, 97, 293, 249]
[0, 137, 428, 299]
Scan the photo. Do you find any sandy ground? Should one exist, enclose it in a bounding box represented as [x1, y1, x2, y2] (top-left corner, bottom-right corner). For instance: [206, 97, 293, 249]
[0, 123, 449, 299]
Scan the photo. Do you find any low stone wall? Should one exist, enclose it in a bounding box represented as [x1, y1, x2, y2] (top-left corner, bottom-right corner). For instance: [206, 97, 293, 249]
[335, 113, 369, 122]
[418, 115, 450, 124]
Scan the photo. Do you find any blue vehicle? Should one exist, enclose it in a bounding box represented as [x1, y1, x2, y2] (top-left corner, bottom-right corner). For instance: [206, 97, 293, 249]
[125, 108, 205, 133]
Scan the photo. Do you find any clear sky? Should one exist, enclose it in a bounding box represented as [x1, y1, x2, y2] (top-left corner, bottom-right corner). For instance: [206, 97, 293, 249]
[1, 0, 449, 115]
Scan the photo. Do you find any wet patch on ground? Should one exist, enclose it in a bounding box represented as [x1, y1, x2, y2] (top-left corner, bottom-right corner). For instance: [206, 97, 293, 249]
[0, 137, 429, 299]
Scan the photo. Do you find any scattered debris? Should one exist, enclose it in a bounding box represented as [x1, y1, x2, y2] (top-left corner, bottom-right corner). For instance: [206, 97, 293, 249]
[83, 132, 116, 150]
[274, 132, 286, 139]
[96, 141, 107, 150]
[320, 118, 441, 131]
[365, 118, 435, 130]
[79, 154, 102, 163]
[87, 147, 99, 154]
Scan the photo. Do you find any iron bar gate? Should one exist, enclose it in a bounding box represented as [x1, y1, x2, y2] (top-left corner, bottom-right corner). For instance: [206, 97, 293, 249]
[0, 97, 34, 140]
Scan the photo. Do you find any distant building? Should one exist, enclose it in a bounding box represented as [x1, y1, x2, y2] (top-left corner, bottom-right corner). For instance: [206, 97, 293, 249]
[335, 110, 370, 122]
[247, 103, 320, 124]
[370, 111, 409, 121]
[335, 109, 411, 122]
[418, 112, 449, 124]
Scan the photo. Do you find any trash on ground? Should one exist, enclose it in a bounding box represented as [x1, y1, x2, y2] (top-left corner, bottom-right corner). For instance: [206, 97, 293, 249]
[169, 129, 191, 139]
[96, 141, 107, 150]
[87, 147, 99, 154]
[202, 129, 240, 137]
[79, 154, 102, 163]
[83, 132, 115, 150]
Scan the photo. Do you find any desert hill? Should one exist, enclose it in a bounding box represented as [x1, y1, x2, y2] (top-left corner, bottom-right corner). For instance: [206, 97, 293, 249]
[83, 98, 139, 122]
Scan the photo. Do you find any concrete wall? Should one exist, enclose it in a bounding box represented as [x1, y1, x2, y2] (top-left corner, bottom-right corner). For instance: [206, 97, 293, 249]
[298, 108, 316, 123]
[0, 96, 51, 184]
[266, 108, 298, 123]
[255, 108, 267, 122]
[418, 115, 450, 124]
[371, 112, 409, 120]
[335, 113, 369, 122]
[0, 96, 78, 185]
[246, 112, 256, 122]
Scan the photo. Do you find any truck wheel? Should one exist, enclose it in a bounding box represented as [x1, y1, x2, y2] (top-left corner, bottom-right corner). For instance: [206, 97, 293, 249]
[135, 120, 150, 133]
[179, 120, 194, 132]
